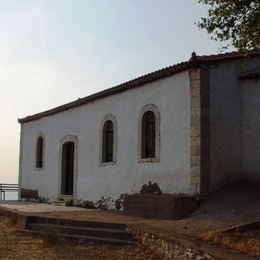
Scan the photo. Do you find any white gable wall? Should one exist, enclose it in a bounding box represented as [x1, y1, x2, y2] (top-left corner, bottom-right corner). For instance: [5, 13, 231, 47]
[20, 71, 191, 201]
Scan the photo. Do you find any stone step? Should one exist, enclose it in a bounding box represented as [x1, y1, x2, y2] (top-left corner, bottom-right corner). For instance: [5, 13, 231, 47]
[57, 195, 73, 203]
[23, 229, 134, 245]
[26, 223, 133, 241]
[52, 195, 73, 206]
[52, 201, 66, 207]
[26, 216, 127, 230]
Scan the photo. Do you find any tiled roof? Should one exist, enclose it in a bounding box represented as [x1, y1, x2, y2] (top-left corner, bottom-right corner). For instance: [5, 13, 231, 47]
[18, 49, 260, 123]
[195, 49, 260, 62]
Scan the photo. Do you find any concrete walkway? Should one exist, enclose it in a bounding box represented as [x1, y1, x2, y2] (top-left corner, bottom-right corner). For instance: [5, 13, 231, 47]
[0, 201, 140, 223]
[0, 201, 89, 213]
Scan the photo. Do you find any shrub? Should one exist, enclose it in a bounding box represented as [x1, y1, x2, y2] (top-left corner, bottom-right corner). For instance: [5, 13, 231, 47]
[115, 193, 126, 210]
[73, 199, 97, 209]
[96, 197, 113, 210]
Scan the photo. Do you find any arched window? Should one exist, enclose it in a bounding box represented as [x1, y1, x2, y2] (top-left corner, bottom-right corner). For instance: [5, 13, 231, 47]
[36, 136, 44, 168]
[100, 114, 117, 165]
[142, 111, 156, 158]
[138, 104, 160, 162]
[102, 120, 114, 162]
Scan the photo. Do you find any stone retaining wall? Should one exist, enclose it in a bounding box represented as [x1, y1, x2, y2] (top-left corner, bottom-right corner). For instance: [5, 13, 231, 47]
[131, 228, 215, 260]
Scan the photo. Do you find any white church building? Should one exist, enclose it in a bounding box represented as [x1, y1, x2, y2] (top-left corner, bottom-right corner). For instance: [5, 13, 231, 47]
[18, 50, 260, 202]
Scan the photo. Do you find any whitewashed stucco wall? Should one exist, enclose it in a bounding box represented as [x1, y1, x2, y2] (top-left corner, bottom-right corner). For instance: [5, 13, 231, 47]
[209, 57, 260, 190]
[20, 71, 191, 201]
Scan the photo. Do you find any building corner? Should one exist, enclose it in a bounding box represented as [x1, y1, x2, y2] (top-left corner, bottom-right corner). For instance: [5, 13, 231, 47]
[18, 123, 24, 200]
[189, 65, 210, 196]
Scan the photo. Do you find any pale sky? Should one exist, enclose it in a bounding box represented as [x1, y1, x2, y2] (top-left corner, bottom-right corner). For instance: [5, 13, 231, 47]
[0, 0, 234, 183]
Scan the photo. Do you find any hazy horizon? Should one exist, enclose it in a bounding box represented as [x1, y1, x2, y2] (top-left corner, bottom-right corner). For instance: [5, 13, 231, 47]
[0, 0, 234, 184]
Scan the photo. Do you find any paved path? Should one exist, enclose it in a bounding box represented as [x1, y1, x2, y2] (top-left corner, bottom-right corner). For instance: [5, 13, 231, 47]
[0, 201, 88, 213]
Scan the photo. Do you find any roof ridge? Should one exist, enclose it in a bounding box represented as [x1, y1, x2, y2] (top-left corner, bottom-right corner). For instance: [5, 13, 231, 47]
[196, 49, 259, 61]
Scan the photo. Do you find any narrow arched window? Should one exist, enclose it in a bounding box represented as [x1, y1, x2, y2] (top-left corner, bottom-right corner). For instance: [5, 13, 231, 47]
[102, 120, 114, 162]
[36, 136, 44, 168]
[142, 111, 156, 158]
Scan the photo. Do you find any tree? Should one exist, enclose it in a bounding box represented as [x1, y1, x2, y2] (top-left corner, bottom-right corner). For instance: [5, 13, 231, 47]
[197, 0, 260, 51]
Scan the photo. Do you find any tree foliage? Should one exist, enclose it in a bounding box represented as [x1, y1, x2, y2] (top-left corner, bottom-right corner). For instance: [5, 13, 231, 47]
[197, 0, 260, 50]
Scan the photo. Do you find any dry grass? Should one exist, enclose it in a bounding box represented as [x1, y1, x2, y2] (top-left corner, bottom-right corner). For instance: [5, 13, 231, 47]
[201, 228, 260, 257]
[39, 226, 60, 246]
[0, 217, 161, 260]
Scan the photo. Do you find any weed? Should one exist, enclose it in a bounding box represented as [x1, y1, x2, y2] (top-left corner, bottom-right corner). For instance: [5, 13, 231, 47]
[202, 229, 260, 257]
[1, 218, 13, 228]
[40, 226, 60, 246]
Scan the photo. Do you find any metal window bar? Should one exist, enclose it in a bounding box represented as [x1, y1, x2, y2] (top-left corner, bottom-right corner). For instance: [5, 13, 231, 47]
[0, 184, 19, 200]
[144, 112, 156, 158]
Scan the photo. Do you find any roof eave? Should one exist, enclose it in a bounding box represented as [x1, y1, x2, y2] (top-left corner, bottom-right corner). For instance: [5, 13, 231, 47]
[18, 49, 260, 124]
[18, 61, 191, 124]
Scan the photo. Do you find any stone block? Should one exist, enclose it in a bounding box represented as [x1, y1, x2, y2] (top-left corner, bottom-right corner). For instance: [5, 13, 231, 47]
[190, 115, 201, 126]
[190, 126, 201, 136]
[191, 156, 201, 165]
[191, 80, 201, 89]
[124, 194, 199, 219]
[189, 69, 201, 81]
[190, 144, 201, 156]
[190, 136, 201, 145]
[190, 98, 201, 108]
[190, 165, 201, 177]
[190, 87, 200, 97]
[190, 176, 200, 184]
[191, 107, 201, 116]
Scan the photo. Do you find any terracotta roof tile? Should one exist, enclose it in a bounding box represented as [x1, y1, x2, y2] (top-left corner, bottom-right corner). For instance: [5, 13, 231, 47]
[18, 49, 260, 123]
[18, 61, 190, 123]
[196, 49, 260, 62]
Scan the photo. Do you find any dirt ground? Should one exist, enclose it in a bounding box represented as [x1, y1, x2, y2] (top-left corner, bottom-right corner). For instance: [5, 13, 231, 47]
[202, 227, 260, 257]
[0, 217, 160, 260]
[1, 182, 260, 258]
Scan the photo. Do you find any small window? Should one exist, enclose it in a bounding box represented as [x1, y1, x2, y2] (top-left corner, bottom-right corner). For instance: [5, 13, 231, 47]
[102, 120, 114, 162]
[142, 111, 156, 158]
[36, 136, 44, 168]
